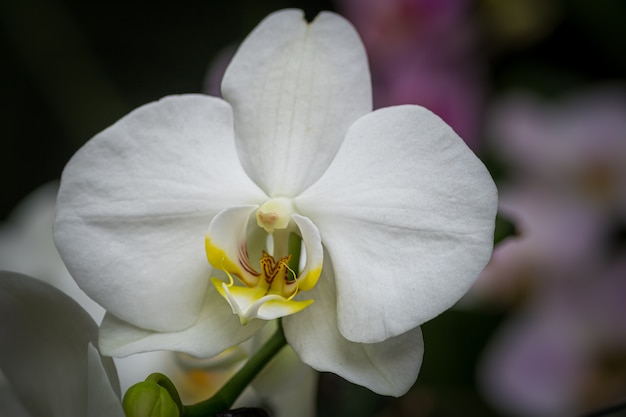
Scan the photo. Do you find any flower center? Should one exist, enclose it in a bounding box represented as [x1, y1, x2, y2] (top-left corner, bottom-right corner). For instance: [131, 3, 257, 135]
[205, 204, 323, 324]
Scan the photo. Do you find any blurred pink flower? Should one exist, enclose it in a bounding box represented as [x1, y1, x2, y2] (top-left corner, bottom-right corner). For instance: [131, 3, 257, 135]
[335, 0, 470, 61]
[479, 255, 626, 417]
[489, 85, 626, 217]
[464, 184, 609, 308]
[470, 85, 626, 416]
[335, 0, 485, 150]
[467, 85, 626, 307]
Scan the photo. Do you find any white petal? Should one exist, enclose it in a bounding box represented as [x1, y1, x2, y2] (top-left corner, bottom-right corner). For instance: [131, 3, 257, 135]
[222, 9, 372, 196]
[291, 214, 323, 290]
[0, 272, 121, 417]
[87, 344, 125, 417]
[205, 205, 259, 285]
[114, 351, 178, 395]
[283, 264, 423, 396]
[99, 286, 265, 359]
[0, 181, 105, 323]
[264, 363, 318, 417]
[296, 105, 497, 343]
[54, 95, 267, 333]
[212, 280, 313, 324]
[0, 371, 30, 417]
[252, 344, 318, 417]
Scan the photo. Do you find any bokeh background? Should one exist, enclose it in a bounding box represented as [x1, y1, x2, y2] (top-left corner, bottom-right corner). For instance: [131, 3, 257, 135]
[2, 0, 626, 416]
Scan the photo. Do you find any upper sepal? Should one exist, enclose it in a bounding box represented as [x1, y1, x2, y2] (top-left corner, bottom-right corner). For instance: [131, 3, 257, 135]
[222, 9, 372, 197]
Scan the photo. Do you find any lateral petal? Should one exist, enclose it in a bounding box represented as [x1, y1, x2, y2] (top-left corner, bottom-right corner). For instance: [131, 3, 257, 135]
[54, 95, 267, 333]
[296, 105, 497, 343]
[283, 264, 423, 397]
[99, 286, 265, 359]
[222, 9, 372, 196]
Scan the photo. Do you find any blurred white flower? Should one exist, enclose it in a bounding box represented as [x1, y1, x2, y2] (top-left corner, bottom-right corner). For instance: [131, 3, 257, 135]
[0, 182, 175, 394]
[0, 271, 124, 417]
[0, 182, 104, 321]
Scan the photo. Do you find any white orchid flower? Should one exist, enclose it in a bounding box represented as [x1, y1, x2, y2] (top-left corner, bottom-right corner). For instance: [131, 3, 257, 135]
[0, 271, 124, 417]
[54, 9, 497, 396]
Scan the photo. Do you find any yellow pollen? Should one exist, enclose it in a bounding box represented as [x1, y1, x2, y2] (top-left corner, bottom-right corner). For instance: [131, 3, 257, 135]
[258, 251, 298, 298]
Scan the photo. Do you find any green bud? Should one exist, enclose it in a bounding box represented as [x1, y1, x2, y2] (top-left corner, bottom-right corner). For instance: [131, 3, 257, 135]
[122, 380, 180, 417]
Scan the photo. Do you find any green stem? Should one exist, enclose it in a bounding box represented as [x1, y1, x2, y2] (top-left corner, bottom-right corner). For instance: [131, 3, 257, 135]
[183, 321, 287, 417]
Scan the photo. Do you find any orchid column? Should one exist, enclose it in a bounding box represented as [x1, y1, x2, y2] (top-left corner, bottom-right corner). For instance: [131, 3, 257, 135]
[53, 7, 497, 404]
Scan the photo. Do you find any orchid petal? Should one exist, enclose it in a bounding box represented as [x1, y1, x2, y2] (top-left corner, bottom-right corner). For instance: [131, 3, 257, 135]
[0, 182, 105, 323]
[283, 263, 423, 396]
[212, 278, 313, 324]
[291, 214, 323, 291]
[0, 271, 122, 417]
[54, 95, 267, 333]
[296, 105, 497, 343]
[205, 205, 259, 286]
[87, 344, 125, 417]
[0, 372, 30, 417]
[252, 341, 318, 417]
[114, 351, 179, 395]
[99, 286, 265, 359]
[222, 9, 372, 196]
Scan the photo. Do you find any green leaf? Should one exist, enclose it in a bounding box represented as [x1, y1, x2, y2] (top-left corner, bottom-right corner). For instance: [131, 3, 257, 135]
[494, 212, 517, 245]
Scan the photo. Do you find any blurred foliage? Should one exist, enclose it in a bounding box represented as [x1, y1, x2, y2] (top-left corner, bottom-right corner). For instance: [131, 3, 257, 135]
[494, 213, 517, 246]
